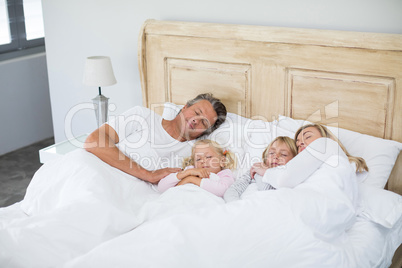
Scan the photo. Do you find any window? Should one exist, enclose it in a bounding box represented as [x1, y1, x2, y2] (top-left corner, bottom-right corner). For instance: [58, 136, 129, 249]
[0, 0, 44, 54]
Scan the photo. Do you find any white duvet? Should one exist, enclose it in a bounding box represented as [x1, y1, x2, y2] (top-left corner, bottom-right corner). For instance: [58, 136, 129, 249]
[0, 148, 401, 268]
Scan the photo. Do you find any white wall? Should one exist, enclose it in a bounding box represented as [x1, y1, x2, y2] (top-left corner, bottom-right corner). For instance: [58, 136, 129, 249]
[0, 53, 53, 155]
[41, 0, 402, 143]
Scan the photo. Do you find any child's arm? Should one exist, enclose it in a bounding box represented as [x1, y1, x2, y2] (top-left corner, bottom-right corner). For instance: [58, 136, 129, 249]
[223, 171, 252, 202]
[200, 169, 235, 197]
[176, 175, 202, 186]
[158, 166, 209, 192]
[254, 174, 275, 191]
[250, 162, 269, 178]
[157, 172, 181, 193]
[263, 138, 346, 189]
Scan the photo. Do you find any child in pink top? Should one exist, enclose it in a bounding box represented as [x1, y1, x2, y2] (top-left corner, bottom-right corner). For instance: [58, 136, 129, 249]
[158, 139, 236, 197]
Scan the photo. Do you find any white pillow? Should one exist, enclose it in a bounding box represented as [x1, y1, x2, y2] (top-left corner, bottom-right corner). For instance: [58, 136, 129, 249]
[357, 183, 402, 228]
[242, 121, 295, 164]
[162, 102, 183, 120]
[276, 115, 402, 189]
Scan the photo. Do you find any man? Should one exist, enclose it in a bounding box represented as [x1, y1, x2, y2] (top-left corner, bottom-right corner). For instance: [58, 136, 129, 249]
[84, 93, 227, 184]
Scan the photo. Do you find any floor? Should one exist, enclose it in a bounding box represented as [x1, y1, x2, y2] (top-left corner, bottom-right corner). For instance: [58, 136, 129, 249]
[0, 137, 54, 208]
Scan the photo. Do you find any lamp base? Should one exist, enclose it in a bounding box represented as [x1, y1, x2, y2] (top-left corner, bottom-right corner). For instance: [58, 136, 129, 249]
[92, 94, 109, 127]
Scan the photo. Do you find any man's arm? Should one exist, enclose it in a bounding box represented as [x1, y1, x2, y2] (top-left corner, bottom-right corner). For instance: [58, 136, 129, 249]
[84, 124, 180, 184]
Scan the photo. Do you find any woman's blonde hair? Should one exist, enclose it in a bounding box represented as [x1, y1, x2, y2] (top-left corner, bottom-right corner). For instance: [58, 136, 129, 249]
[262, 136, 298, 162]
[182, 139, 236, 170]
[294, 124, 368, 173]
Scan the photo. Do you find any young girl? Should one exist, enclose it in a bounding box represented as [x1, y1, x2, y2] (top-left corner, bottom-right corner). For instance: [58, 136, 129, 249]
[224, 136, 297, 202]
[158, 139, 236, 197]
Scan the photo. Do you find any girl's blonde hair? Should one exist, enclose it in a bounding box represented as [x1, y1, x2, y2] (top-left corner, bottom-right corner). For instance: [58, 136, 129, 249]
[182, 139, 236, 170]
[294, 124, 368, 173]
[262, 136, 298, 162]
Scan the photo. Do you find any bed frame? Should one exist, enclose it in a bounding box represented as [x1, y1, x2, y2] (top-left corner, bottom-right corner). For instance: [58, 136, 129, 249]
[138, 20, 402, 267]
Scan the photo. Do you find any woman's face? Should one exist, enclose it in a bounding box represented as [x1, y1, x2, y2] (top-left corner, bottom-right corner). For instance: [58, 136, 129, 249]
[193, 145, 224, 173]
[296, 127, 323, 153]
[264, 141, 294, 168]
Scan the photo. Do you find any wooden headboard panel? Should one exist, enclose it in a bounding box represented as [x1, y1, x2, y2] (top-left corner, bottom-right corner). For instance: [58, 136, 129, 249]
[138, 20, 402, 197]
[138, 19, 402, 143]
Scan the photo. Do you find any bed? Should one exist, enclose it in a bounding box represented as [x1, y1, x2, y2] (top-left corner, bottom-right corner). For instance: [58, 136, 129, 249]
[1, 20, 402, 268]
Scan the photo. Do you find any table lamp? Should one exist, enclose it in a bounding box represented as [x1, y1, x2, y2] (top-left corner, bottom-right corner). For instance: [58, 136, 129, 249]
[83, 56, 117, 127]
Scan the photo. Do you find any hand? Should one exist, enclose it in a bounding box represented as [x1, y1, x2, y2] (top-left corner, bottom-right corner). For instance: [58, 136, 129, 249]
[250, 162, 269, 178]
[176, 177, 190, 186]
[145, 168, 182, 184]
[187, 168, 210, 178]
[177, 168, 210, 180]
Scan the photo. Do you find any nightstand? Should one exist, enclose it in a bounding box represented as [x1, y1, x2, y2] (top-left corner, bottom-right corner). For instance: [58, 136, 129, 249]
[39, 134, 89, 163]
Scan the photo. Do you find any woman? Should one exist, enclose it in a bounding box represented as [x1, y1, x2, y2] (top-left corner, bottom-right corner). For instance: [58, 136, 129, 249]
[295, 124, 368, 172]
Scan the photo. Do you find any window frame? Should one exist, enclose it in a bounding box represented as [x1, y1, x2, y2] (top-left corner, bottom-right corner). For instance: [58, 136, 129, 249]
[0, 0, 45, 54]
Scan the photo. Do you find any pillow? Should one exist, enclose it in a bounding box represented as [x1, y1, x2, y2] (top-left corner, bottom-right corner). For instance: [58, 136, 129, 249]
[162, 102, 183, 120]
[205, 112, 259, 178]
[276, 115, 402, 189]
[242, 121, 295, 164]
[357, 183, 402, 228]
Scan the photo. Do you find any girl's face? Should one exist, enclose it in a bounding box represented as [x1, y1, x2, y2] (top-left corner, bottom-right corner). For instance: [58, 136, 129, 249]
[194, 145, 225, 173]
[296, 126, 323, 153]
[264, 141, 294, 168]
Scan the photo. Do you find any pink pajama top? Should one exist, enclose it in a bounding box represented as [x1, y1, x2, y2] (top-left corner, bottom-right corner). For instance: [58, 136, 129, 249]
[158, 166, 235, 197]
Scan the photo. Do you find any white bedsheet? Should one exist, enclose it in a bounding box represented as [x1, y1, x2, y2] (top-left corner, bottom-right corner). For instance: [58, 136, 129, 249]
[0, 149, 401, 268]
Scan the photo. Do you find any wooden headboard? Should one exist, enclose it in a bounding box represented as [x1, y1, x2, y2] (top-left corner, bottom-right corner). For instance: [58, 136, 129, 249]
[138, 19, 402, 194]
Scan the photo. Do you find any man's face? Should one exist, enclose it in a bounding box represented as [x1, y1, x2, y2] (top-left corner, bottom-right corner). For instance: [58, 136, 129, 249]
[177, 100, 218, 140]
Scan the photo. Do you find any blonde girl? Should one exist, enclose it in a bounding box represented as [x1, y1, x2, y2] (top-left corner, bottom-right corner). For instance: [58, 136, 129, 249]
[158, 139, 236, 197]
[224, 136, 297, 202]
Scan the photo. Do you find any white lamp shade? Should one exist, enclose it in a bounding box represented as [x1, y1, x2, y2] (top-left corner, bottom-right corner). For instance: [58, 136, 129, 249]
[83, 56, 117, 87]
